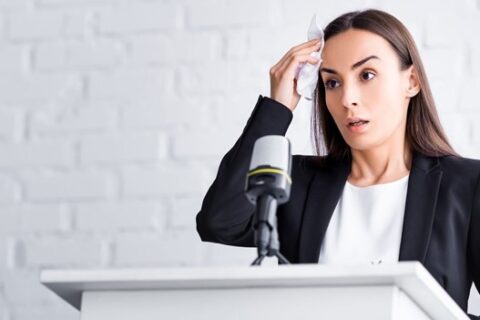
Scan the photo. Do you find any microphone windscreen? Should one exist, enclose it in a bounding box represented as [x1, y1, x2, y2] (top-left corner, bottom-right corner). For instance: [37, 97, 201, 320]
[249, 135, 291, 173]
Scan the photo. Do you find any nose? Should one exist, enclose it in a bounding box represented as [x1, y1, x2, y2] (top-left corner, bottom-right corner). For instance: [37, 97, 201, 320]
[341, 82, 359, 109]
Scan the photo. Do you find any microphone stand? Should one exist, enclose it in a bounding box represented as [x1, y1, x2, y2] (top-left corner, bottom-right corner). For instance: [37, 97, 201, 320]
[250, 194, 290, 266]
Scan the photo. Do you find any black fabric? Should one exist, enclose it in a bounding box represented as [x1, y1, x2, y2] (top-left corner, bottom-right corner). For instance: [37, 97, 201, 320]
[196, 95, 480, 319]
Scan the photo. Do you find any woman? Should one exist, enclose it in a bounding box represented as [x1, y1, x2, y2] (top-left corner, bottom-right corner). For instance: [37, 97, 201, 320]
[196, 9, 480, 318]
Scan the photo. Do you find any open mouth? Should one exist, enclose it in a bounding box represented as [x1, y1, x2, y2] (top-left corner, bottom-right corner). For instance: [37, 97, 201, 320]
[348, 120, 369, 127]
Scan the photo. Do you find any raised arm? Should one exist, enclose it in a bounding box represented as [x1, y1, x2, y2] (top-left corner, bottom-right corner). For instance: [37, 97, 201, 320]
[196, 95, 293, 246]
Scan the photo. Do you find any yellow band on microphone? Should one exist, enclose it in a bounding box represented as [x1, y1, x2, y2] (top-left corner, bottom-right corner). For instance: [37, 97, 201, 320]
[247, 168, 292, 184]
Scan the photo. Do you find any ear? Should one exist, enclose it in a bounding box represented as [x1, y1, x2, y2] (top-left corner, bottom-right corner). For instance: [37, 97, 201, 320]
[405, 65, 420, 98]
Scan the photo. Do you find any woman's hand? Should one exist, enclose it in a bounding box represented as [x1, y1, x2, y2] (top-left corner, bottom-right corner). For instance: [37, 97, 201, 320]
[269, 39, 322, 111]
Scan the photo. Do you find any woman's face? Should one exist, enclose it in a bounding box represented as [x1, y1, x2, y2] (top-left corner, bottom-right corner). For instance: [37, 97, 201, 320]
[320, 28, 419, 152]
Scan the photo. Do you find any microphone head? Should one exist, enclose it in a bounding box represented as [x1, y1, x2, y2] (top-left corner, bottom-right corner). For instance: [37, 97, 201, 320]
[245, 135, 292, 204]
[249, 135, 291, 173]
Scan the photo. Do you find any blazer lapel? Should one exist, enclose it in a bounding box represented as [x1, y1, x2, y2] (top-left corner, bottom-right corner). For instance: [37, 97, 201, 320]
[298, 157, 350, 263]
[399, 151, 443, 262]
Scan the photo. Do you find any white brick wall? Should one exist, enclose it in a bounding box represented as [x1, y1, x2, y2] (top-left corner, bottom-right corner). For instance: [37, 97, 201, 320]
[73, 201, 165, 232]
[23, 171, 117, 201]
[0, 175, 20, 204]
[98, 3, 182, 34]
[79, 132, 168, 164]
[7, 11, 65, 40]
[0, 0, 479, 319]
[114, 231, 202, 266]
[0, 204, 69, 233]
[33, 39, 126, 71]
[121, 164, 207, 197]
[0, 74, 83, 106]
[0, 110, 23, 142]
[0, 141, 74, 168]
[23, 235, 107, 267]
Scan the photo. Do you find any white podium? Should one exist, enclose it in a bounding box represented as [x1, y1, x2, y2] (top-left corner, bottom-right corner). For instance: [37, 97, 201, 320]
[40, 262, 469, 320]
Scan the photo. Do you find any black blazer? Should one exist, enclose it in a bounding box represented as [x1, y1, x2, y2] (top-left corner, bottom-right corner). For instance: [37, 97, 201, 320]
[196, 95, 480, 319]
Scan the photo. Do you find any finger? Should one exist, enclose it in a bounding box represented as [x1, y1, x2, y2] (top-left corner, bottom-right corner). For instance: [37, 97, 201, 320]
[272, 54, 319, 83]
[275, 46, 321, 75]
[291, 38, 322, 52]
[278, 41, 321, 68]
[282, 54, 320, 78]
[272, 40, 321, 72]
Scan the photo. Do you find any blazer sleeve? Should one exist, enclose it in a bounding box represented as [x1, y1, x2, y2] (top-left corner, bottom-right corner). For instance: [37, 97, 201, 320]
[196, 95, 293, 247]
[468, 171, 480, 320]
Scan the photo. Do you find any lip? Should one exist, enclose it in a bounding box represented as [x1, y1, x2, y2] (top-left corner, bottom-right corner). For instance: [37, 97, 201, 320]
[345, 116, 369, 126]
[347, 120, 370, 133]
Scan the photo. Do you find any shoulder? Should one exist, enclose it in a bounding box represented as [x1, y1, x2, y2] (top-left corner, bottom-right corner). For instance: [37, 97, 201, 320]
[434, 155, 480, 193]
[438, 154, 480, 177]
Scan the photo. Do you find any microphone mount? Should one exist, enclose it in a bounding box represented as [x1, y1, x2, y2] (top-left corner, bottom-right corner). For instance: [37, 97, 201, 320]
[246, 165, 291, 266]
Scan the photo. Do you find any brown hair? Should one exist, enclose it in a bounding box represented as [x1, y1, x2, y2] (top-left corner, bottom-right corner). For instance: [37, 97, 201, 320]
[312, 9, 458, 161]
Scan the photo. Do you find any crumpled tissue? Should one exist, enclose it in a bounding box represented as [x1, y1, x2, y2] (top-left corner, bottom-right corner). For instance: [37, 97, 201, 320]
[294, 14, 324, 101]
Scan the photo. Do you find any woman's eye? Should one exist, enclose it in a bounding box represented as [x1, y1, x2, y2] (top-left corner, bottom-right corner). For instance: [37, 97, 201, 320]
[324, 79, 340, 89]
[361, 71, 375, 81]
[324, 72, 374, 89]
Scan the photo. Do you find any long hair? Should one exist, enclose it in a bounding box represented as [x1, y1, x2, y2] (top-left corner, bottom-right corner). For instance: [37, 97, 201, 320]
[312, 9, 458, 162]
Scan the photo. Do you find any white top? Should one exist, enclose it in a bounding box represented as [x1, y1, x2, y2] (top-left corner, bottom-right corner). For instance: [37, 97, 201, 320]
[318, 175, 409, 265]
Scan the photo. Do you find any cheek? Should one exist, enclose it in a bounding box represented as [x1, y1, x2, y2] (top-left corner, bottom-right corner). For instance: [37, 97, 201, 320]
[373, 81, 406, 120]
[325, 92, 336, 106]
[374, 74, 405, 101]
[325, 95, 344, 126]
[363, 76, 404, 113]
[369, 91, 408, 146]
[325, 91, 342, 114]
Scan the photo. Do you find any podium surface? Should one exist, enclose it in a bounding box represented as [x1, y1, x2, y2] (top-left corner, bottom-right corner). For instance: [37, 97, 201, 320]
[40, 262, 469, 320]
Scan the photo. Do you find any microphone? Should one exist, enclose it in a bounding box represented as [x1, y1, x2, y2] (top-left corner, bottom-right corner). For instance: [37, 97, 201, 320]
[245, 135, 292, 265]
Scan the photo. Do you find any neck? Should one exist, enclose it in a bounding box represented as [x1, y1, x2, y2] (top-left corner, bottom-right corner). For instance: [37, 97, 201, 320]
[348, 141, 412, 186]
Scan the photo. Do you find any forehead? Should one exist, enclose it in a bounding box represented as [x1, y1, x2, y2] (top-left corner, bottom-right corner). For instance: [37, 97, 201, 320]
[321, 29, 397, 67]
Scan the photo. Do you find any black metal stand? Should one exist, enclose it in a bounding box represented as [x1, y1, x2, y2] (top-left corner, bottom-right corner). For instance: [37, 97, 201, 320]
[250, 194, 291, 266]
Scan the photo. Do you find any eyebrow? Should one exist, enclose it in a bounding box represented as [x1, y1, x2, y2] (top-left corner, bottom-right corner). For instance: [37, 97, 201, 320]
[320, 55, 380, 75]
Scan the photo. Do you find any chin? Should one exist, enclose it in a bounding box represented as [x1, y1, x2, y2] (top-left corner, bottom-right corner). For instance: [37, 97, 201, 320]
[347, 144, 372, 152]
[344, 137, 379, 152]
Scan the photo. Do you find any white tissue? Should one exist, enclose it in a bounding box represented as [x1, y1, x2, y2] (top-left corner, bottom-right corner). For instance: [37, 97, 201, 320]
[294, 14, 324, 101]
